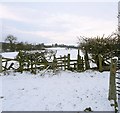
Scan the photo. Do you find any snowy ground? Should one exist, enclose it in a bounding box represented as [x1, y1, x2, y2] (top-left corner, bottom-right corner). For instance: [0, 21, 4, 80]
[0, 70, 114, 111]
[0, 48, 113, 111]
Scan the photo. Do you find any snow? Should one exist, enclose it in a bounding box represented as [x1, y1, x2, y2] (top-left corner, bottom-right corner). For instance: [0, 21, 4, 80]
[0, 48, 114, 111]
[1, 52, 18, 59]
[47, 47, 83, 59]
[1, 70, 114, 111]
[1, 48, 80, 60]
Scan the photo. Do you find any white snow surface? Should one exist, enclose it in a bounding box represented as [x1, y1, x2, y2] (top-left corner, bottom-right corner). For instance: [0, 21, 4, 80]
[1, 52, 18, 59]
[0, 48, 113, 111]
[1, 70, 114, 111]
[48, 47, 83, 59]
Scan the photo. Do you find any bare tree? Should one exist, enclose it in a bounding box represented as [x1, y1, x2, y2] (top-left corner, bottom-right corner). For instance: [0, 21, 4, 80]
[5, 35, 17, 51]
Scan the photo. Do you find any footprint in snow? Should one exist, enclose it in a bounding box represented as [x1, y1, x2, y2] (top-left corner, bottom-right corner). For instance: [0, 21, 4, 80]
[74, 89, 78, 92]
[73, 104, 76, 107]
[56, 103, 62, 108]
[0, 96, 4, 99]
[18, 88, 24, 90]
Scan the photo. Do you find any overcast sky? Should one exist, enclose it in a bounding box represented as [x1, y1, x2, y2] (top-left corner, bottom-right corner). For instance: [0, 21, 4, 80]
[0, 1, 118, 45]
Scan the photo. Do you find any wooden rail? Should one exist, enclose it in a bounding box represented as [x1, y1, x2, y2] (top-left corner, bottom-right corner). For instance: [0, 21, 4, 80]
[1, 49, 86, 73]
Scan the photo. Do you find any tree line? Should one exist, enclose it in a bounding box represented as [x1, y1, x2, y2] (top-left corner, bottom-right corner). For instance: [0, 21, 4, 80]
[2, 35, 78, 52]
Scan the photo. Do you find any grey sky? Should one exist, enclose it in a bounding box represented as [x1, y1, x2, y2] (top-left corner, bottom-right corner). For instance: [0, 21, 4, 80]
[0, 1, 118, 45]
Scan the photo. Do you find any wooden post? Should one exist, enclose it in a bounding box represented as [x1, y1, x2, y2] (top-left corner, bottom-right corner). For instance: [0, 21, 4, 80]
[64, 55, 66, 70]
[34, 59, 37, 74]
[17, 51, 23, 73]
[84, 50, 90, 70]
[53, 55, 57, 73]
[98, 54, 103, 72]
[77, 49, 81, 71]
[60, 55, 62, 69]
[108, 58, 117, 101]
[31, 58, 34, 73]
[0, 55, 2, 72]
[81, 57, 84, 71]
[27, 58, 30, 70]
[67, 54, 70, 70]
[74, 63, 76, 70]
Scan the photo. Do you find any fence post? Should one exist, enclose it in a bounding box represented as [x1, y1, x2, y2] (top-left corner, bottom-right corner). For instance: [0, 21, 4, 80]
[53, 55, 57, 73]
[17, 51, 23, 73]
[74, 63, 76, 70]
[81, 57, 84, 71]
[77, 49, 81, 71]
[108, 58, 117, 111]
[98, 54, 103, 72]
[84, 50, 90, 70]
[0, 55, 2, 73]
[64, 55, 66, 70]
[108, 58, 117, 100]
[60, 55, 62, 69]
[67, 54, 70, 70]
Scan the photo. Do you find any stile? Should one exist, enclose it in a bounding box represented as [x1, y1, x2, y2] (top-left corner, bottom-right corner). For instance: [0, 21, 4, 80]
[2, 49, 85, 73]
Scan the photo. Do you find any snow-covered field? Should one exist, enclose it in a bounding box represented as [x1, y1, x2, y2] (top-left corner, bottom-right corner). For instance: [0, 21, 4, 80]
[0, 48, 114, 111]
[1, 48, 80, 59]
[1, 70, 114, 111]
